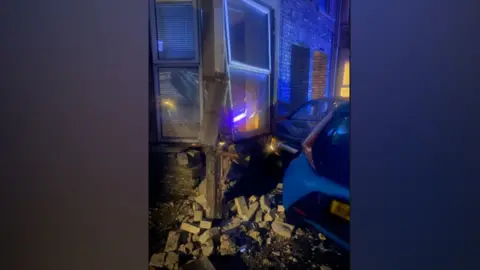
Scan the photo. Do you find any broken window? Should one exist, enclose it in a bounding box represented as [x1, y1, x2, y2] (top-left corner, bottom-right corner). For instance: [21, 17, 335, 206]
[225, 0, 272, 140]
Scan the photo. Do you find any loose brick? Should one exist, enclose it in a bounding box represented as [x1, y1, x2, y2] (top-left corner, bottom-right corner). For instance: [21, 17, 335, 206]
[234, 196, 249, 218]
[194, 210, 203, 222]
[271, 221, 295, 238]
[222, 217, 242, 232]
[164, 230, 181, 252]
[195, 195, 208, 208]
[200, 220, 213, 229]
[248, 195, 258, 204]
[255, 210, 263, 223]
[164, 252, 179, 268]
[242, 201, 259, 221]
[260, 195, 271, 212]
[264, 209, 277, 222]
[201, 239, 215, 257]
[198, 228, 220, 243]
[180, 222, 201, 235]
[149, 252, 166, 267]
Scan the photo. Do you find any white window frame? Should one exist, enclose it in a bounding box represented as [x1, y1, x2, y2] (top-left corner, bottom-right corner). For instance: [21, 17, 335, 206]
[149, 0, 203, 142]
[223, 0, 273, 139]
[224, 0, 272, 74]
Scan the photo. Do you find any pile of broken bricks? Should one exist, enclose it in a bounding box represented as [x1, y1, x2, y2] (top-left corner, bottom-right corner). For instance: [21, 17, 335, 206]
[149, 183, 339, 270]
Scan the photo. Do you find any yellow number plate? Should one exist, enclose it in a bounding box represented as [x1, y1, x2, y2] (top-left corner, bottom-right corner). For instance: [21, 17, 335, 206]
[330, 200, 350, 221]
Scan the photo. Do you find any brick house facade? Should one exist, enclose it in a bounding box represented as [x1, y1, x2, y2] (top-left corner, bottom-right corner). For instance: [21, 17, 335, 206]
[149, 0, 347, 143]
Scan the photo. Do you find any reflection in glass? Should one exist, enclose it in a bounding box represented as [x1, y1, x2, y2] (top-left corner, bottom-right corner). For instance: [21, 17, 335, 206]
[290, 101, 329, 121]
[158, 68, 200, 138]
[226, 0, 270, 70]
[155, 1, 196, 61]
[229, 68, 269, 139]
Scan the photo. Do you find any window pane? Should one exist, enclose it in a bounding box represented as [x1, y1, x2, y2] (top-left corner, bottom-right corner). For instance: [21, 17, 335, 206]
[226, 0, 270, 69]
[155, 1, 196, 61]
[342, 61, 350, 85]
[229, 68, 270, 139]
[157, 68, 200, 138]
[312, 115, 350, 188]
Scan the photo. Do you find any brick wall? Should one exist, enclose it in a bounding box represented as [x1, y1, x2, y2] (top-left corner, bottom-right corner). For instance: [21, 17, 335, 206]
[311, 50, 329, 99]
[278, 0, 335, 115]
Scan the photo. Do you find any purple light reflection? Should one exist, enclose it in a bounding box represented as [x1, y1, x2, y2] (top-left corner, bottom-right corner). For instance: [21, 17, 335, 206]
[233, 110, 247, 123]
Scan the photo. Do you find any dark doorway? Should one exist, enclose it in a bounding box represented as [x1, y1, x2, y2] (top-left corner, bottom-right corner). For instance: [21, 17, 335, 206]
[290, 44, 311, 113]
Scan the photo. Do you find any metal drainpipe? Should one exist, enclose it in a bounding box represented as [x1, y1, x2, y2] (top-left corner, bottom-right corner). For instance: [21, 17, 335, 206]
[331, 0, 344, 98]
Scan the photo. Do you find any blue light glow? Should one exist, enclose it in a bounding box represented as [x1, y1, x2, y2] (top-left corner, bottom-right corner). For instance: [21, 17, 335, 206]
[242, 0, 270, 14]
[277, 0, 335, 113]
[233, 110, 247, 122]
[230, 61, 270, 74]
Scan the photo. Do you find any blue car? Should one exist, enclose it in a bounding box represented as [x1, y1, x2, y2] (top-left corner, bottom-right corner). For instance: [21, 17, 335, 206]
[282, 102, 350, 250]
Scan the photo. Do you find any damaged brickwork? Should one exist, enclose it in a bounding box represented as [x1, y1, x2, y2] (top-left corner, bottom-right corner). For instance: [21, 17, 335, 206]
[149, 142, 348, 269]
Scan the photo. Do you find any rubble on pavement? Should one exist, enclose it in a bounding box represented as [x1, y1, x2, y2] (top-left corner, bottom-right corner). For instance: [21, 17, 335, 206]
[149, 183, 348, 270]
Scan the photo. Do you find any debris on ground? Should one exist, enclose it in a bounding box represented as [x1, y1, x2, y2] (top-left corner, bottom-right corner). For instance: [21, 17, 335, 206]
[260, 195, 271, 212]
[181, 257, 216, 270]
[165, 252, 180, 270]
[151, 147, 348, 269]
[165, 231, 181, 252]
[180, 222, 201, 235]
[149, 181, 348, 269]
[271, 221, 295, 238]
[149, 252, 166, 268]
[219, 234, 238, 256]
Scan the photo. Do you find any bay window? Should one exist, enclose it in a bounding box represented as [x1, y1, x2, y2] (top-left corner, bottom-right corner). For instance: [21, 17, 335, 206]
[224, 0, 272, 139]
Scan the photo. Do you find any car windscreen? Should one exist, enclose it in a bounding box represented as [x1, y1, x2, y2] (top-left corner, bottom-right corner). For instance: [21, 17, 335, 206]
[290, 100, 329, 121]
[312, 112, 350, 188]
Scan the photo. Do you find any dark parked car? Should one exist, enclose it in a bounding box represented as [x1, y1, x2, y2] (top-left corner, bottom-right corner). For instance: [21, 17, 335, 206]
[282, 102, 350, 250]
[274, 98, 348, 151]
